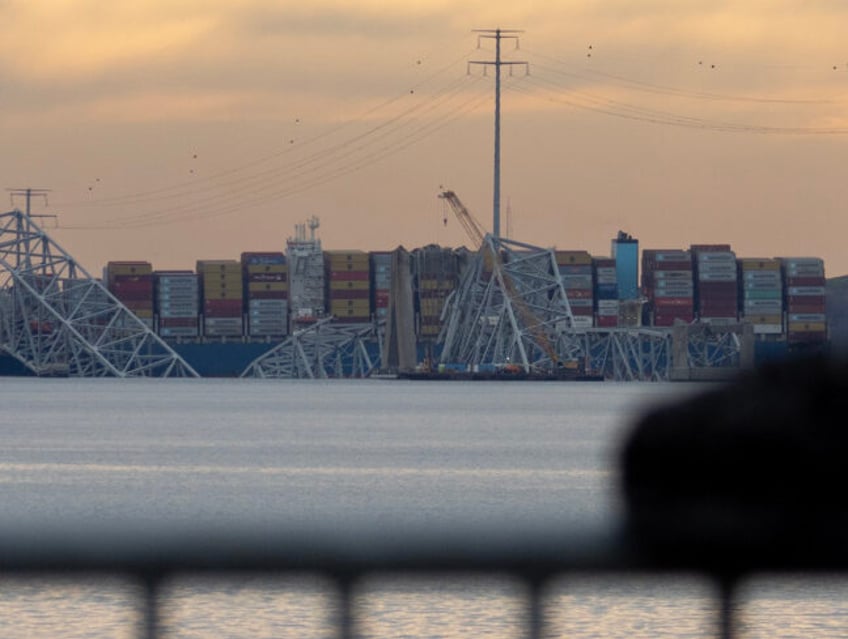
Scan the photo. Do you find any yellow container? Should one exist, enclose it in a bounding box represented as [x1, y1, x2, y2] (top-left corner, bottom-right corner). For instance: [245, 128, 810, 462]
[743, 314, 782, 325]
[326, 251, 370, 269]
[196, 260, 240, 274]
[106, 261, 153, 277]
[739, 258, 780, 271]
[787, 321, 826, 332]
[555, 250, 592, 266]
[248, 282, 287, 293]
[330, 280, 369, 291]
[246, 264, 287, 275]
[330, 300, 369, 313]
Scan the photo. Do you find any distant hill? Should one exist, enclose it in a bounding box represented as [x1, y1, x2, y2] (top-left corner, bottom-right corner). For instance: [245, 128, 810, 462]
[827, 276, 848, 354]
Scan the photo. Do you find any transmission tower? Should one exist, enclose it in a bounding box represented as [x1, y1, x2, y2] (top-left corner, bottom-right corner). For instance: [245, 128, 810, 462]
[469, 29, 528, 238]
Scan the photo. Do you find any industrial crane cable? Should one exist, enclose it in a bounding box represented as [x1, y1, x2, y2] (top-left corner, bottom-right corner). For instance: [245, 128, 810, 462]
[54, 49, 479, 209]
[61, 81, 493, 230]
[523, 48, 848, 105]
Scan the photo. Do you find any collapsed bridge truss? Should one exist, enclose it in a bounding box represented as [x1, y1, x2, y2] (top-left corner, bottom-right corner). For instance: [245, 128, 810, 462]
[0, 209, 199, 377]
[241, 318, 382, 379]
[437, 236, 745, 382]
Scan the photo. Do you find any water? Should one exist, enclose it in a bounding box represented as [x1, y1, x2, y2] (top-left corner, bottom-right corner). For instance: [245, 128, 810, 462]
[0, 378, 845, 638]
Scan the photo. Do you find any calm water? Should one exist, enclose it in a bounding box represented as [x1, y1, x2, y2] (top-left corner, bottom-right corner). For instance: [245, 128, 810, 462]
[0, 379, 845, 638]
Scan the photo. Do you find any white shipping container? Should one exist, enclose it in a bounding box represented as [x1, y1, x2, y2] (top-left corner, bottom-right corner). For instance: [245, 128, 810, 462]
[571, 315, 594, 330]
[788, 286, 825, 296]
[699, 316, 738, 324]
[159, 326, 199, 338]
[752, 323, 783, 335]
[653, 270, 692, 280]
[782, 258, 823, 267]
[561, 275, 593, 289]
[698, 272, 737, 282]
[698, 261, 737, 271]
[159, 310, 199, 319]
[743, 270, 782, 281]
[597, 299, 620, 311]
[654, 290, 693, 299]
[744, 299, 782, 311]
[789, 313, 826, 322]
[654, 251, 690, 261]
[697, 252, 736, 262]
[742, 280, 781, 290]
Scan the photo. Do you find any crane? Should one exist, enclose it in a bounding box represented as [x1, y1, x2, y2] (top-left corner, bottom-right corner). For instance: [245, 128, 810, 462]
[438, 190, 486, 249]
[438, 190, 568, 373]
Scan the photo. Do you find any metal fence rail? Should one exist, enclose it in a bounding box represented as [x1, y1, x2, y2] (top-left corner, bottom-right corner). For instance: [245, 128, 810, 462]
[2, 520, 845, 639]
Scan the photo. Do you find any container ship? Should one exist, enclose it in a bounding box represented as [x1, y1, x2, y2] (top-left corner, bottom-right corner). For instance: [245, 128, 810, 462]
[0, 223, 829, 377]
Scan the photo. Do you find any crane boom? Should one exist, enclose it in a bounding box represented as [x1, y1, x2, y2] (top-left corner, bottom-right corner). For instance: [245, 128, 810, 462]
[439, 190, 486, 249]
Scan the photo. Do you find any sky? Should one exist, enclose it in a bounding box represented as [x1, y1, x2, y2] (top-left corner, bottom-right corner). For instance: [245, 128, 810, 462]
[3, 1, 848, 275]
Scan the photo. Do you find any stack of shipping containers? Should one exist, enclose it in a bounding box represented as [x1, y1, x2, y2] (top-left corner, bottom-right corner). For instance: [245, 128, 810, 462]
[738, 258, 783, 335]
[415, 246, 459, 338]
[692, 245, 738, 324]
[242, 252, 288, 337]
[325, 250, 371, 323]
[556, 250, 594, 330]
[370, 251, 392, 324]
[197, 260, 243, 337]
[781, 257, 827, 346]
[642, 250, 694, 326]
[105, 261, 154, 329]
[593, 257, 618, 328]
[154, 271, 199, 338]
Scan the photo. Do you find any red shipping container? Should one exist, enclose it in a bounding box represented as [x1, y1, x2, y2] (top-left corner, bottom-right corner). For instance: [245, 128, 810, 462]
[330, 289, 370, 300]
[247, 291, 288, 300]
[204, 299, 242, 316]
[697, 281, 737, 292]
[786, 305, 826, 315]
[160, 317, 198, 328]
[329, 271, 370, 281]
[654, 298, 694, 307]
[596, 315, 618, 328]
[787, 331, 827, 344]
[785, 276, 825, 287]
[787, 296, 825, 308]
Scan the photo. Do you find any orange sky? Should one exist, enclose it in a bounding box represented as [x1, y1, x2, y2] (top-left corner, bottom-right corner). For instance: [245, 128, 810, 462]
[3, 2, 848, 275]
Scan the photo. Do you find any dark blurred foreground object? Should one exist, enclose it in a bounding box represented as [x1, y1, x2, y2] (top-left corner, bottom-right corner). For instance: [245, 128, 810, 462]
[621, 354, 848, 573]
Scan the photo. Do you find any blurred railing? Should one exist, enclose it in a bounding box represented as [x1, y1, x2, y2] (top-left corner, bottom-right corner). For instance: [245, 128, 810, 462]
[0, 521, 844, 639]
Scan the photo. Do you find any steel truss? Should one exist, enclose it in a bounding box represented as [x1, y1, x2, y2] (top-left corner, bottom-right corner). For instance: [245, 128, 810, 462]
[437, 237, 745, 381]
[439, 235, 583, 373]
[578, 328, 673, 382]
[241, 318, 383, 379]
[0, 209, 199, 377]
[684, 323, 743, 369]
